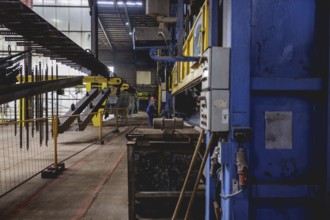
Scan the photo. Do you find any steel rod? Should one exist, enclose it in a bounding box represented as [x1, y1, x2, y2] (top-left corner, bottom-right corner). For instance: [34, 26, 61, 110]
[14, 100, 17, 136]
[31, 67, 34, 137]
[39, 62, 43, 145]
[35, 65, 39, 131]
[56, 64, 59, 116]
[45, 65, 49, 146]
[184, 133, 215, 220]
[19, 69, 23, 148]
[172, 130, 205, 220]
[25, 64, 29, 150]
[51, 65, 54, 118]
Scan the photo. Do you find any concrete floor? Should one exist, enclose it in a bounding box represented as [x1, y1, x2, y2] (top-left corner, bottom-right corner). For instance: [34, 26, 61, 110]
[0, 112, 148, 220]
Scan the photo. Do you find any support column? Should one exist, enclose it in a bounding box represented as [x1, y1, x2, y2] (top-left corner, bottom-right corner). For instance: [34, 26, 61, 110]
[205, 132, 217, 220]
[226, 0, 251, 218]
[91, 0, 98, 59]
[206, 1, 220, 219]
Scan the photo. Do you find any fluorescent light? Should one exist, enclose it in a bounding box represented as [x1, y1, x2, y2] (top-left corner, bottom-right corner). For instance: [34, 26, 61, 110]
[125, 22, 129, 25]
[97, 1, 142, 7]
[52, 19, 62, 23]
[126, 1, 143, 6]
[129, 32, 133, 35]
[98, 1, 114, 5]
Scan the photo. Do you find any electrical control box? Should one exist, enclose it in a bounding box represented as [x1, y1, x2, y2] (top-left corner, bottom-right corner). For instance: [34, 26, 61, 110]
[200, 90, 229, 132]
[202, 47, 230, 90]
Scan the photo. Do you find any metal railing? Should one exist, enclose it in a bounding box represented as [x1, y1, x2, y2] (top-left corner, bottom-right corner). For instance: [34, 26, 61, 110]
[0, 109, 128, 197]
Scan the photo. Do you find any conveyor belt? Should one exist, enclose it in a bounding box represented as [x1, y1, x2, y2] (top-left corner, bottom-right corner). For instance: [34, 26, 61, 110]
[58, 88, 98, 133]
[78, 88, 111, 131]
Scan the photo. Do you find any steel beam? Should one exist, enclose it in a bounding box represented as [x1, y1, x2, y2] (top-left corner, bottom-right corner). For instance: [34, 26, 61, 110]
[0, 77, 83, 105]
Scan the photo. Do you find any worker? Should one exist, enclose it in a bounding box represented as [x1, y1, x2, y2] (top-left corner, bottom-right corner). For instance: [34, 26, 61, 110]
[71, 103, 75, 111]
[146, 96, 156, 127]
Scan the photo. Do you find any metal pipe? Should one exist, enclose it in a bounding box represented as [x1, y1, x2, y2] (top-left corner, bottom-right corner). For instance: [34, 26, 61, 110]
[25, 63, 29, 150]
[184, 133, 215, 220]
[172, 130, 205, 220]
[177, 0, 184, 56]
[45, 65, 49, 146]
[156, 15, 178, 23]
[148, 0, 202, 63]
[153, 118, 184, 130]
[19, 69, 23, 148]
[14, 100, 17, 135]
[39, 62, 43, 145]
[35, 65, 39, 131]
[99, 110, 103, 142]
[31, 67, 34, 137]
[52, 115, 58, 169]
[149, 48, 201, 62]
[56, 64, 59, 116]
[51, 65, 54, 118]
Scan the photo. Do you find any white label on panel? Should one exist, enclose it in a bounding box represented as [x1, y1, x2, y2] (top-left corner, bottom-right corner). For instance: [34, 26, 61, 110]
[222, 109, 229, 124]
[265, 111, 293, 149]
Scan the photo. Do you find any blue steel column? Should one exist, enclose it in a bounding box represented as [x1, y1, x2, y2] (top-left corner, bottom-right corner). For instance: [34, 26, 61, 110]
[205, 0, 219, 220]
[221, 0, 251, 219]
[205, 132, 216, 220]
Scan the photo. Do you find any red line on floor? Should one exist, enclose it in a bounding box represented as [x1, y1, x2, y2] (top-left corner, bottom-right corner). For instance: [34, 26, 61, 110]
[3, 129, 124, 218]
[70, 148, 126, 220]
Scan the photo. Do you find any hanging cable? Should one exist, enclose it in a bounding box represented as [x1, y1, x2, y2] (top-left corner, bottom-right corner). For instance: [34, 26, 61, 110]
[220, 189, 243, 199]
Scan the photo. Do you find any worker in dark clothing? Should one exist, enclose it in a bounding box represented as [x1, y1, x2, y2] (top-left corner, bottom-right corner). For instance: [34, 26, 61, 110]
[146, 97, 156, 127]
[71, 103, 75, 111]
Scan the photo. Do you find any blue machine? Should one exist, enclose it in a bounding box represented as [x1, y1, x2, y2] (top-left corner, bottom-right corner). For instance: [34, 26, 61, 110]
[142, 0, 330, 218]
[207, 0, 330, 219]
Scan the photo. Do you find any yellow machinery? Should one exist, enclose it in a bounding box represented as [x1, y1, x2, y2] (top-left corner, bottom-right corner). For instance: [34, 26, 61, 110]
[17, 75, 135, 127]
[171, 1, 209, 95]
[83, 76, 125, 126]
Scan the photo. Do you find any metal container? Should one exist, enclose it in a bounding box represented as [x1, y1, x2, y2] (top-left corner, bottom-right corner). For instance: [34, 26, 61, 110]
[126, 127, 205, 219]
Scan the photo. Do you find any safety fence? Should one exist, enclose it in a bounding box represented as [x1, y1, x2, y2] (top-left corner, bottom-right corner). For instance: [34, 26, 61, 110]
[0, 108, 129, 198]
[0, 117, 54, 197]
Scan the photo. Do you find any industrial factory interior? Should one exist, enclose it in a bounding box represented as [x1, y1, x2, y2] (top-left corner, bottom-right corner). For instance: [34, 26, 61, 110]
[0, 0, 329, 219]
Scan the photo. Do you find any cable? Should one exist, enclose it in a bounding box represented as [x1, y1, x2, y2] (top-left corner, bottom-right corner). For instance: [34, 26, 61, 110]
[220, 189, 243, 199]
[158, 31, 169, 49]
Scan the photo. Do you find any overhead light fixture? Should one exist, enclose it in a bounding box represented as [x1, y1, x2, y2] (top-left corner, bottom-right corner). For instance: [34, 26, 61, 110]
[97, 1, 142, 7]
[129, 32, 133, 35]
[98, 1, 114, 5]
[126, 22, 129, 25]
